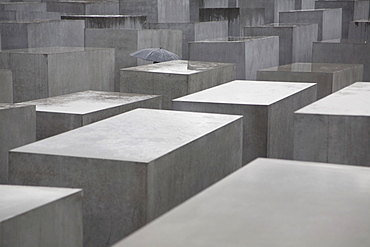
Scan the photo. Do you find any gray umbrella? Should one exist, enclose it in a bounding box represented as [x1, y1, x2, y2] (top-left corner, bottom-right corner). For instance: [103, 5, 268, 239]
[129, 47, 181, 63]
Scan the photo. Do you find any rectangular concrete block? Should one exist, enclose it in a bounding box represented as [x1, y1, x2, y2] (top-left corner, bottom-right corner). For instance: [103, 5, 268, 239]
[0, 20, 84, 50]
[0, 69, 13, 103]
[349, 19, 370, 42]
[9, 108, 243, 246]
[0, 185, 82, 247]
[189, 36, 279, 80]
[0, 10, 61, 21]
[244, 23, 318, 65]
[0, 47, 114, 102]
[46, 1, 119, 15]
[295, 0, 315, 9]
[315, 0, 370, 38]
[173, 80, 316, 164]
[85, 28, 182, 91]
[0, 104, 35, 183]
[294, 82, 370, 166]
[21, 90, 162, 140]
[312, 40, 370, 80]
[149, 21, 228, 59]
[280, 8, 342, 41]
[257, 63, 363, 99]
[0, 2, 46, 12]
[114, 158, 370, 247]
[120, 60, 236, 109]
[61, 15, 146, 29]
[201, 0, 237, 8]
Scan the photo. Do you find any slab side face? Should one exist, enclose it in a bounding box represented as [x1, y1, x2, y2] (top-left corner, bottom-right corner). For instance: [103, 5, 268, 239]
[114, 158, 370, 247]
[0, 69, 13, 103]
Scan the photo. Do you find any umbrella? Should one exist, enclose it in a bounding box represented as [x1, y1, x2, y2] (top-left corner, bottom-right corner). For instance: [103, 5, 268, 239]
[129, 47, 181, 63]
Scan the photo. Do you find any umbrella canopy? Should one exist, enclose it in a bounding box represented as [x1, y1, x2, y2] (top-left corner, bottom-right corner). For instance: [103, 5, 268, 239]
[129, 47, 181, 63]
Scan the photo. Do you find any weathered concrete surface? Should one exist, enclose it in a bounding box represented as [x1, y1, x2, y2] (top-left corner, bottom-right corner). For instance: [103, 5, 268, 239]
[315, 0, 369, 39]
[0, 2, 46, 12]
[62, 15, 146, 29]
[121, 60, 236, 109]
[312, 39, 370, 80]
[244, 23, 318, 65]
[0, 69, 13, 103]
[85, 28, 182, 91]
[280, 8, 342, 41]
[114, 158, 370, 247]
[295, 0, 315, 10]
[349, 19, 370, 42]
[149, 21, 228, 59]
[0, 104, 35, 183]
[0, 185, 82, 247]
[173, 80, 316, 164]
[9, 108, 243, 246]
[0, 10, 61, 21]
[294, 82, 370, 166]
[46, 1, 119, 15]
[0, 47, 114, 102]
[257, 63, 363, 99]
[189, 36, 279, 79]
[21, 90, 162, 140]
[0, 20, 84, 50]
[201, 0, 238, 8]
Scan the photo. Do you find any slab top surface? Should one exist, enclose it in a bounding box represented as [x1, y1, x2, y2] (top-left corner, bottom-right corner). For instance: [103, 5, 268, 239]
[191, 36, 274, 43]
[259, 63, 361, 73]
[173, 80, 316, 106]
[22, 90, 160, 114]
[115, 158, 370, 247]
[0, 46, 110, 54]
[11, 108, 242, 163]
[0, 103, 33, 111]
[296, 82, 370, 116]
[62, 15, 143, 18]
[122, 60, 232, 75]
[0, 185, 81, 223]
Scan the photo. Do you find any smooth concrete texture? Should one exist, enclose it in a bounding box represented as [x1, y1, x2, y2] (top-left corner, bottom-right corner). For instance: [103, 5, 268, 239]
[85, 28, 182, 91]
[120, 60, 236, 109]
[189, 36, 279, 80]
[201, 0, 238, 8]
[0, 2, 46, 12]
[239, 0, 295, 23]
[8, 108, 243, 247]
[349, 19, 370, 42]
[114, 158, 370, 247]
[119, 0, 190, 23]
[0, 185, 82, 247]
[294, 82, 370, 166]
[312, 39, 370, 80]
[46, 1, 119, 15]
[0, 104, 35, 183]
[295, 0, 315, 9]
[0, 10, 61, 21]
[0, 69, 13, 103]
[173, 80, 316, 163]
[149, 21, 228, 59]
[0, 20, 84, 50]
[199, 8, 265, 36]
[257, 63, 363, 99]
[315, 0, 369, 39]
[280, 8, 342, 41]
[21, 90, 162, 140]
[244, 23, 318, 65]
[62, 15, 146, 29]
[0, 47, 114, 102]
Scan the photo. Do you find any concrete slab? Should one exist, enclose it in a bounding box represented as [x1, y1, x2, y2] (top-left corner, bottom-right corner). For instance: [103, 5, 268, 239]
[279, 8, 342, 41]
[85, 28, 182, 91]
[0, 10, 61, 21]
[114, 158, 370, 247]
[312, 39, 370, 80]
[349, 19, 370, 42]
[201, 0, 237, 8]
[46, 1, 119, 15]
[21, 90, 162, 140]
[294, 82, 370, 166]
[9, 108, 243, 246]
[0, 185, 82, 247]
[0, 20, 84, 50]
[189, 36, 279, 80]
[315, 0, 369, 39]
[0, 47, 114, 102]
[0, 104, 35, 183]
[61, 15, 146, 29]
[295, 0, 315, 9]
[0, 69, 13, 103]
[257, 63, 363, 99]
[120, 60, 236, 109]
[0, 2, 46, 12]
[244, 23, 318, 65]
[149, 21, 228, 59]
[173, 80, 316, 163]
